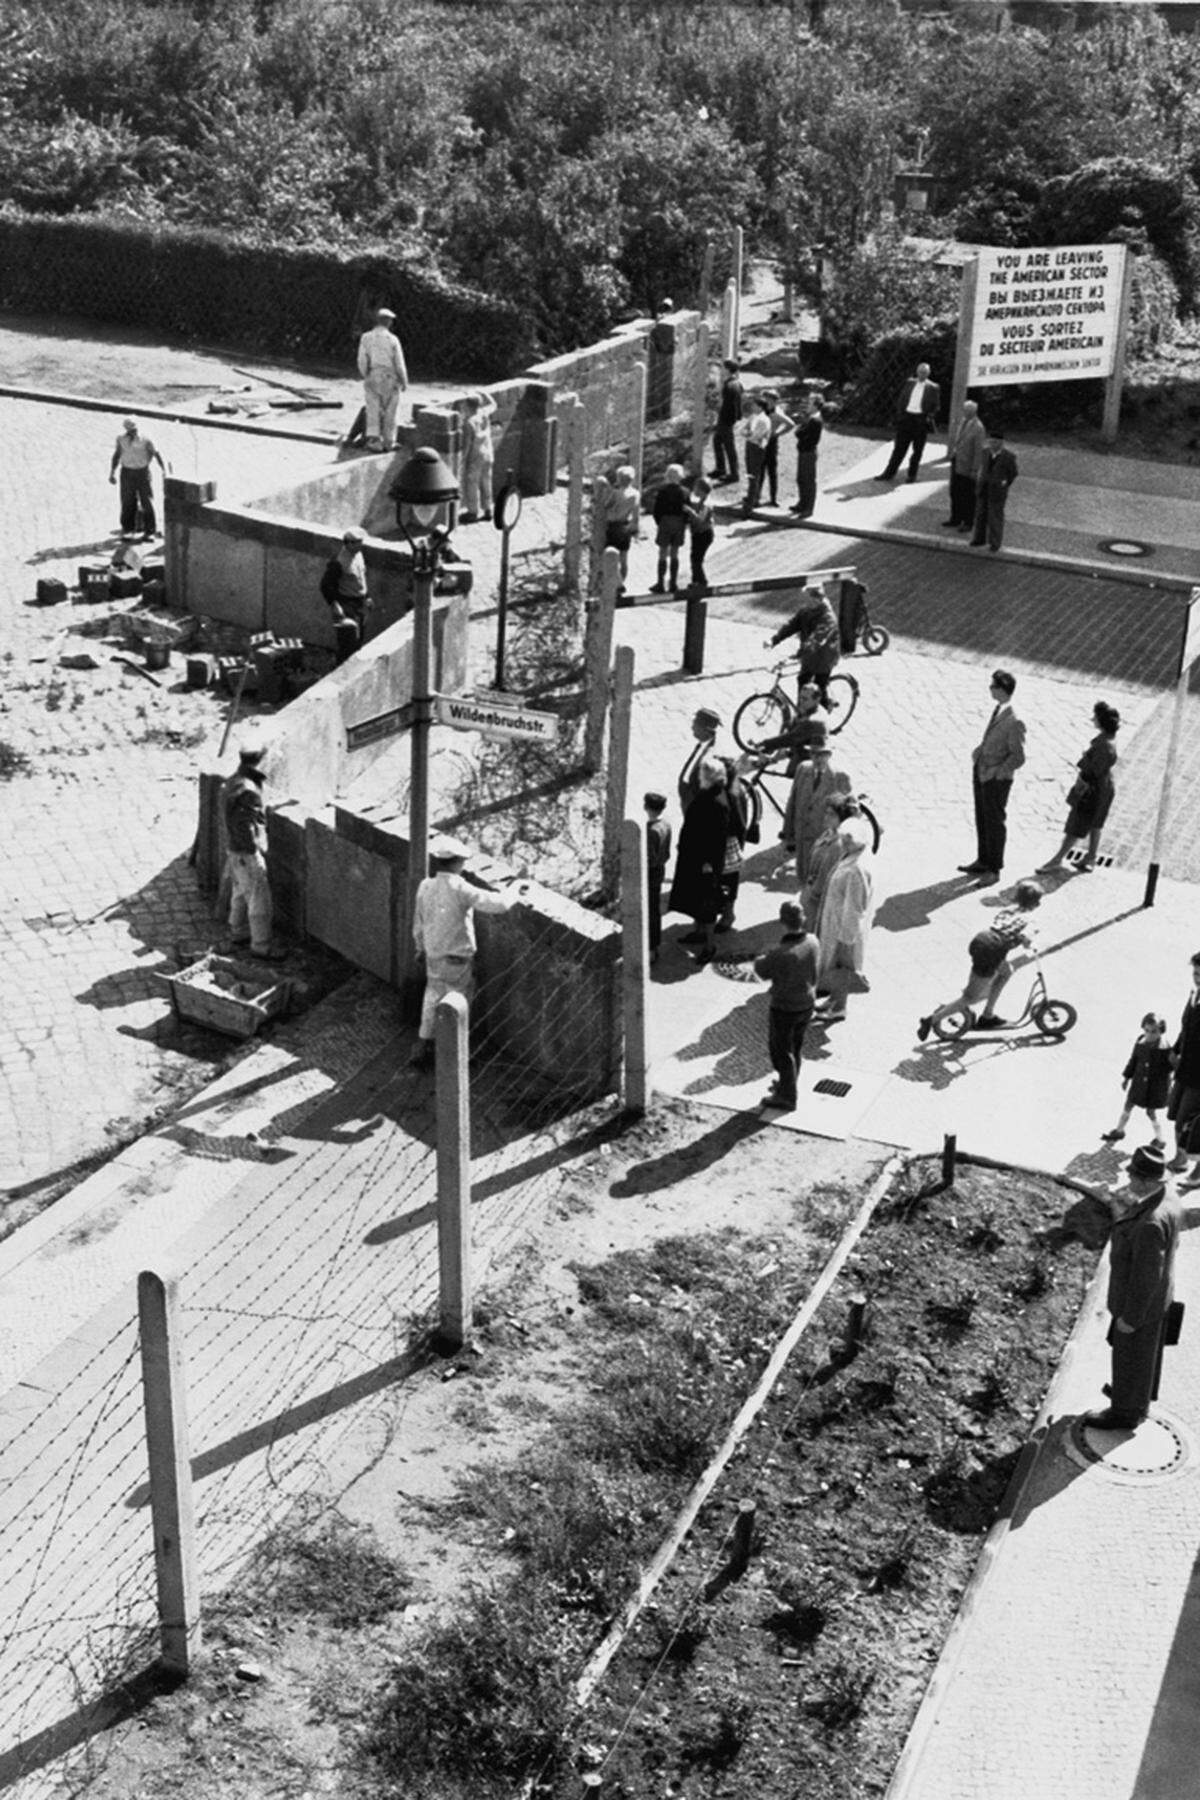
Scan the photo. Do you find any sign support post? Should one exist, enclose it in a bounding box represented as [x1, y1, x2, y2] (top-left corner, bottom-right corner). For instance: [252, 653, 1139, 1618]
[1145, 586, 1200, 908]
[1101, 250, 1135, 444]
[948, 255, 980, 441]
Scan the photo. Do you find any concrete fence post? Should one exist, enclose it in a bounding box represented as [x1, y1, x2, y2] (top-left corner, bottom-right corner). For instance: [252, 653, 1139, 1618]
[620, 816, 649, 1117]
[602, 646, 635, 899]
[583, 553, 619, 774]
[720, 279, 737, 364]
[691, 321, 710, 478]
[435, 991, 472, 1350]
[630, 361, 648, 493]
[137, 1271, 201, 1676]
[732, 225, 744, 347]
[562, 393, 586, 598]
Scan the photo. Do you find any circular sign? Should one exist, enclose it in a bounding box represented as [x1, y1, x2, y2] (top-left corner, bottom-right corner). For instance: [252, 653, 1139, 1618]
[1098, 538, 1152, 558]
[494, 483, 523, 532]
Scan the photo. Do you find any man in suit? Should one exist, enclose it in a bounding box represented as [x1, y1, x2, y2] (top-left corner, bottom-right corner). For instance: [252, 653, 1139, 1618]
[971, 427, 1019, 551]
[711, 359, 744, 484]
[876, 361, 940, 483]
[782, 723, 853, 882]
[942, 400, 986, 530]
[1084, 1143, 1188, 1432]
[1167, 951, 1200, 1179]
[958, 669, 1026, 885]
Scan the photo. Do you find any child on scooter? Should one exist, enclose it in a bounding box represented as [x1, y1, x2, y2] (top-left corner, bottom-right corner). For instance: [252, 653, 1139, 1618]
[917, 879, 1043, 1042]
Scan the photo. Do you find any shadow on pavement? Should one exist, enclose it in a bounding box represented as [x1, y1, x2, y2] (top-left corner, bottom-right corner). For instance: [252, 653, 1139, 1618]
[25, 535, 118, 567]
[671, 991, 767, 1093]
[1129, 1534, 1200, 1799]
[1004, 1415, 1090, 1531]
[609, 1108, 772, 1196]
[876, 875, 975, 933]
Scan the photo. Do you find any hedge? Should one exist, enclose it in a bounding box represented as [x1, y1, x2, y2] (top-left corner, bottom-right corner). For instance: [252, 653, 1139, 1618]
[0, 210, 537, 379]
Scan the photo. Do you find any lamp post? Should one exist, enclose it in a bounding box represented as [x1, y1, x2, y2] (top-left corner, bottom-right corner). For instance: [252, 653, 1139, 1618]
[390, 446, 460, 978]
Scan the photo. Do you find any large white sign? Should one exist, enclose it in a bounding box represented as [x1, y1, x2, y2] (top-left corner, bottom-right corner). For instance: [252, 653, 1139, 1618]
[966, 243, 1127, 386]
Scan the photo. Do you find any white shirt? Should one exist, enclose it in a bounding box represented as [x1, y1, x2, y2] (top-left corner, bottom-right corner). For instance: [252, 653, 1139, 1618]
[413, 870, 512, 959]
[905, 379, 929, 415]
[746, 412, 771, 449]
[357, 325, 408, 386]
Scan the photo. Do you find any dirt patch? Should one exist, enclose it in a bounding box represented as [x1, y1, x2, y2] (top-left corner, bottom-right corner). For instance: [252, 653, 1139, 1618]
[60, 1106, 1102, 1800]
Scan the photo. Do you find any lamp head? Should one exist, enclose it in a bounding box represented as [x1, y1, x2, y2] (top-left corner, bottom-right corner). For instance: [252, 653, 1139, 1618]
[392, 447, 460, 538]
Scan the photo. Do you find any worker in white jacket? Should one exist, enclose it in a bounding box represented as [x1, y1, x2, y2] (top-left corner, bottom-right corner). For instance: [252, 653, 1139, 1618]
[356, 306, 409, 451]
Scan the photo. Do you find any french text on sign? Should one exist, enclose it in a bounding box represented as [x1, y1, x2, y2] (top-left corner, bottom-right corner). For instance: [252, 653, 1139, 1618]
[435, 693, 559, 742]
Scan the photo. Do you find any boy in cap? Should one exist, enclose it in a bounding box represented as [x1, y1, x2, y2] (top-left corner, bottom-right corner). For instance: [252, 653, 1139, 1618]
[411, 836, 529, 1068]
[222, 743, 284, 960]
[108, 417, 166, 540]
[356, 306, 408, 450]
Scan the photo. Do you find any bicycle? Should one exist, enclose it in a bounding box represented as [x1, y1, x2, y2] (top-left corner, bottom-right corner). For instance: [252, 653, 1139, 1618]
[741, 754, 882, 855]
[930, 968, 1077, 1043]
[733, 658, 859, 752]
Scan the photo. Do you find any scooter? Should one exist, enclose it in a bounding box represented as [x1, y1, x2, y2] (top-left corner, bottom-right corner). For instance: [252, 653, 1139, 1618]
[931, 969, 1078, 1043]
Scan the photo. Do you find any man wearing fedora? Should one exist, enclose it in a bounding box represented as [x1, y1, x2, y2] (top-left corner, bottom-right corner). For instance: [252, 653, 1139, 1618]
[782, 724, 853, 882]
[410, 836, 529, 1069]
[356, 305, 409, 451]
[1085, 1142, 1187, 1432]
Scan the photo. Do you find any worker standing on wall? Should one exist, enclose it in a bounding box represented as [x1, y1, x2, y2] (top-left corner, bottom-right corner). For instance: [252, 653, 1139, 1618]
[356, 307, 408, 452]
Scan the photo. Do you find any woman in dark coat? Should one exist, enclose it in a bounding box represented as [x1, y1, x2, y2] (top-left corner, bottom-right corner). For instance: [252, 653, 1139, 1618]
[668, 755, 730, 966]
[1039, 699, 1120, 873]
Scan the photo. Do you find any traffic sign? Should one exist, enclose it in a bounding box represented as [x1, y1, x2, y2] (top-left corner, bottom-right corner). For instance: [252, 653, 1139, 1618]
[345, 701, 416, 751]
[435, 692, 558, 743]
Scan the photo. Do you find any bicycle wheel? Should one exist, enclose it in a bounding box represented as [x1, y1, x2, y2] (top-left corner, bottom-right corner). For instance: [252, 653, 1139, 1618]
[932, 1005, 973, 1042]
[824, 671, 859, 734]
[863, 626, 890, 656]
[1033, 1000, 1077, 1038]
[733, 690, 790, 752]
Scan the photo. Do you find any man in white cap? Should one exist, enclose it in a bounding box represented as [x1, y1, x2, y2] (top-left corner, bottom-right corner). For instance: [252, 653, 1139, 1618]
[356, 306, 408, 451]
[410, 837, 528, 1068]
[108, 417, 167, 540]
[222, 743, 284, 961]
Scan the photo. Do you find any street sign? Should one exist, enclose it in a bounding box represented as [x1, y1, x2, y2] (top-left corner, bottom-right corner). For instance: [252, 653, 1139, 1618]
[1179, 586, 1200, 682]
[345, 701, 416, 751]
[434, 692, 558, 743]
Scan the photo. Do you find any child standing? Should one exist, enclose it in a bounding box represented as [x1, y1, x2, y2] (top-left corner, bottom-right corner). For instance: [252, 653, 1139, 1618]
[644, 792, 672, 963]
[686, 476, 715, 592]
[600, 465, 640, 594]
[460, 391, 497, 521]
[651, 463, 688, 594]
[1103, 1014, 1170, 1145]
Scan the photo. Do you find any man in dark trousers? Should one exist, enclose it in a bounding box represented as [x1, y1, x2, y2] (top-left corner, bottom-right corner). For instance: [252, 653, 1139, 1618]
[222, 743, 284, 961]
[711, 359, 744, 484]
[958, 669, 1026, 886]
[970, 427, 1019, 552]
[1168, 950, 1200, 1179]
[754, 899, 819, 1112]
[1084, 1144, 1187, 1432]
[876, 361, 940, 483]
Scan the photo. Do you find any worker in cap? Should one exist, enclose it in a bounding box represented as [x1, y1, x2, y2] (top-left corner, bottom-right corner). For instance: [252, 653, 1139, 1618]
[319, 527, 373, 664]
[411, 839, 529, 1069]
[222, 742, 284, 960]
[356, 304, 408, 451]
[108, 415, 166, 541]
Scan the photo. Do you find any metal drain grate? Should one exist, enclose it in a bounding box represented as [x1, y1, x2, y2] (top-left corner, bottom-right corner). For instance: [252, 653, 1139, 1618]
[813, 1078, 852, 1098]
[1067, 1412, 1190, 1483]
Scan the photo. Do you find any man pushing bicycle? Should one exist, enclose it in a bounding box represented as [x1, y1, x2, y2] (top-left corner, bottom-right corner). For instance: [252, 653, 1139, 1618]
[765, 585, 841, 704]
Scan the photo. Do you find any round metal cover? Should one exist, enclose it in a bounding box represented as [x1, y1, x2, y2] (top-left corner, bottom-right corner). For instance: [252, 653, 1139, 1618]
[1098, 538, 1152, 558]
[1066, 1411, 1190, 1484]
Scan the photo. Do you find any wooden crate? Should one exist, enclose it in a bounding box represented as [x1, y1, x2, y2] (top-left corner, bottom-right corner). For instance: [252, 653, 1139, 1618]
[159, 952, 288, 1040]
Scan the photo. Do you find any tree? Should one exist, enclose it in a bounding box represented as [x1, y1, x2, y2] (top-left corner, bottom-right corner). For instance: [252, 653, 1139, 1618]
[1032, 158, 1200, 313]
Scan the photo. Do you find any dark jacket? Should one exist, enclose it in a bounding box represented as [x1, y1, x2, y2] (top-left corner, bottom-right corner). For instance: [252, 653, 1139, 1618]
[755, 932, 819, 1013]
[1107, 1184, 1182, 1329]
[1123, 1039, 1172, 1111]
[669, 788, 730, 924]
[718, 374, 744, 426]
[1173, 993, 1200, 1089]
[976, 445, 1018, 495]
[223, 766, 266, 855]
[653, 481, 688, 522]
[896, 375, 940, 422]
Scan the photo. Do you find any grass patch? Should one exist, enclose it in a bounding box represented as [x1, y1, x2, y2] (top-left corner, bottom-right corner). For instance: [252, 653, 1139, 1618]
[235, 1503, 410, 1630]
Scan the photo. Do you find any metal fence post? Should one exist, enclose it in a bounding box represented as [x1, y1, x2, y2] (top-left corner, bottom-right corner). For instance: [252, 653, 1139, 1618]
[620, 817, 649, 1117]
[137, 1271, 200, 1676]
[602, 647, 635, 899]
[435, 991, 472, 1350]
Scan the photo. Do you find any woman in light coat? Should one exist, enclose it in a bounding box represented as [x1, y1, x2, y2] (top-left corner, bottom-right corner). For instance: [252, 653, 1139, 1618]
[817, 815, 876, 1019]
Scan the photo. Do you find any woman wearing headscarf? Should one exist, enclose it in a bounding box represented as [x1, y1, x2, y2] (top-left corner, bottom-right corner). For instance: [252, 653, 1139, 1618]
[803, 794, 862, 939]
[816, 813, 876, 1020]
[668, 755, 730, 966]
[1039, 700, 1120, 874]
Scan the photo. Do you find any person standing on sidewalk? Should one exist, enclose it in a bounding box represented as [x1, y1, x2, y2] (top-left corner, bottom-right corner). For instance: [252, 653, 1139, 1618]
[1038, 700, 1120, 873]
[410, 836, 528, 1069]
[760, 389, 795, 508]
[754, 899, 819, 1112]
[741, 395, 772, 515]
[685, 477, 715, 592]
[222, 744, 284, 962]
[958, 670, 1026, 886]
[644, 792, 672, 964]
[782, 723, 852, 880]
[790, 394, 824, 518]
[677, 706, 723, 814]
[970, 427, 1019, 552]
[1084, 1143, 1186, 1433]
[650, 464, 688, 594]
[109, 418, 166, 541]
[1103, 1014, 1171, 1147]
[1167, 951, 1200, 1180]
[875, 361, 940, 483]
[942, 399, 986, 530]
[356, 306, 408, 451]
[711, 359, 744, 484]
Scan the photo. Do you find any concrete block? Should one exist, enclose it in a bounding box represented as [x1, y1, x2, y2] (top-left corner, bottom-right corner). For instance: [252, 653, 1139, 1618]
[304, 815, 396, 983]
[267, 802, 307, 934]
[332, 803, 410, 868]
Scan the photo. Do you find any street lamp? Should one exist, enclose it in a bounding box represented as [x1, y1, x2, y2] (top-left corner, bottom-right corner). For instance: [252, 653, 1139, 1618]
[390, 446, 460, 978]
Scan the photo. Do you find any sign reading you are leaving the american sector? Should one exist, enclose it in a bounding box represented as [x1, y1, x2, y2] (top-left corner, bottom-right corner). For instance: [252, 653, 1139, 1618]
[965, 243, 1127, 386]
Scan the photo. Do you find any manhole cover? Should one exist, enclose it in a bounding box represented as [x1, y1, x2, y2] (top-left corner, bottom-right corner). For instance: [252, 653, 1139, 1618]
[1066, 1411, 1190, 1483]
[813, 1078, 852, 1098]
[1098, 538, 1153, 558]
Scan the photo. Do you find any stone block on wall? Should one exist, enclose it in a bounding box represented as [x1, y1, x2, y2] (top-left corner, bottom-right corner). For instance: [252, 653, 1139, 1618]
[267, 801, 307, 935]
[304, 813, 396, 983]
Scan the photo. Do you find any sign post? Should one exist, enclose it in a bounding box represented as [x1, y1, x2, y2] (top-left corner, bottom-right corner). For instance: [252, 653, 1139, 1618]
[1144, 585, 1200, 909]
[492, 480, 523, 691]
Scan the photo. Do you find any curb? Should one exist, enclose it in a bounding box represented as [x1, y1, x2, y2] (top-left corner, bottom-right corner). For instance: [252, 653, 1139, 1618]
[0, 383, 343, 445]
